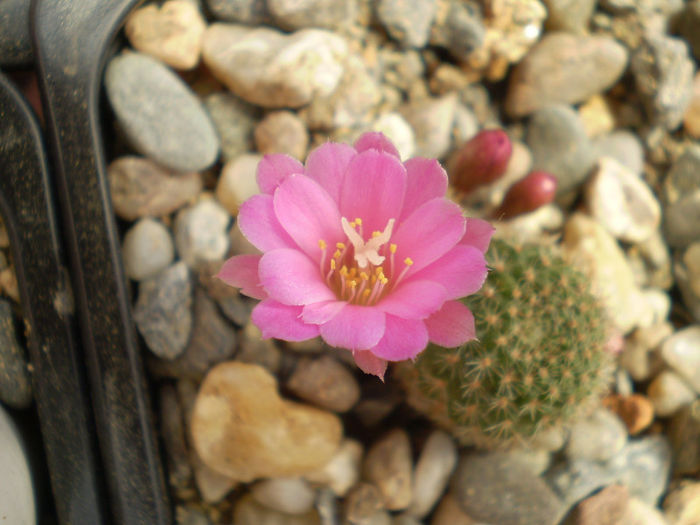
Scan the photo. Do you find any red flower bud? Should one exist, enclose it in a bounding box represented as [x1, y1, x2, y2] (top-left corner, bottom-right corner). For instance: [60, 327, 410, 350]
[447, 129, 512, 193]
[494, 171, 557, 219]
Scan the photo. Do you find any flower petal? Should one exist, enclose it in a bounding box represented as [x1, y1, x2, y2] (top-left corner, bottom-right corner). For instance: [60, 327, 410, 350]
[391, 197, 466, 274]
[257, 154, 305, 194]
[376, 280, 448, 319]
[370, 315, 428, 361]
[461, 218, 495, 253]
[216, 255, 266, 299]
[354, 131, 401, 158]
[407, 245, 487, 299]
[301, 300, 346, 324]
[319, 304, 386, 351]
[237, 194, 297, 252]
[305, 142, 356, 203]
[274, 174, 344, 259]
[258, 248, 335, 305]
[339, 149, 407, 237]
[351, 350, 388, 380]
[400, 157, 448, 221]
[424, 300, 475, 347]
[252, 299, 320, 341]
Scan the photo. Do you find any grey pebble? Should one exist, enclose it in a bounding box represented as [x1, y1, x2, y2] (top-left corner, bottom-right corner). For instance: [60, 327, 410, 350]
[401, 93, 457, 159]
[268, 0, 357, 31]
[174, 199, 230, 270]
[429, 0, 484, 62]
[591, 130, 645, 176]
[377, 0, 437, 48]
[668, 400, 700, 475]
[204, 92, 258, 163]
[204, 0, 268, 24]
[104, 52, 219, 172]
[0, 299, 32, 409]
[159, 384, 192, 492]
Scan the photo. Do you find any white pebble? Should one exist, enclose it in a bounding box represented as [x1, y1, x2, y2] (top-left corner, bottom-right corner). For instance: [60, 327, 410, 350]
[251, 477, 316, 515]
[174, 198, 230, 269]
[407, 430, 457, 518]
[122, 218, 174, 281]
[216, 154, 262, 216]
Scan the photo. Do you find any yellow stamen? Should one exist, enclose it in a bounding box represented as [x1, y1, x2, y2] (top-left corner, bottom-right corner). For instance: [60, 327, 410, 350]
[333, 249, 341, 259]
[360, 272, 369, 281]
[372, 231, 381, 238]
[336, 242, 345, 250]
[340, 265, 348, 276]
[330, 259, 336, 270]
[375, 266, 384, 275]
[349, 268, 357, 278]
[354, 218, 362, 225]
[389, 244, 397, 253]
[404, 257, 414, 266]
[318, 240, 327, 250]
[362, 289, 371, 299]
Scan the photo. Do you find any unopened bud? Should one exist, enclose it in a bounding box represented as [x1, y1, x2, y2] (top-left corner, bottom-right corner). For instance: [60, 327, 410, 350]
[494, 171, 557, 219]
[447, 129, 512, 193]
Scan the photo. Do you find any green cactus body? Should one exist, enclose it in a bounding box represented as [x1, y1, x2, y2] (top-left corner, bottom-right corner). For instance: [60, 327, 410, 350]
[398, 238, 612, 448]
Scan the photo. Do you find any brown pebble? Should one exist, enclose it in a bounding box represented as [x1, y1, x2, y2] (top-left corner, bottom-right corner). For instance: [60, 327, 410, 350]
[571, 484, 629, 525]
[286, 355, 361, 412]
[602, 394, 654, 435]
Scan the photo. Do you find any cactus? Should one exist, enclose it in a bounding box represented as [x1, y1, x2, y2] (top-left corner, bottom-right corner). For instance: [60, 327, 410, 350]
[397, 238, 613, 448]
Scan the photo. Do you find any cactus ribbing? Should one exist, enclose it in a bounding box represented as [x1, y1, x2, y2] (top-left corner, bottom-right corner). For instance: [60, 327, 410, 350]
[397, 238, 612, 448]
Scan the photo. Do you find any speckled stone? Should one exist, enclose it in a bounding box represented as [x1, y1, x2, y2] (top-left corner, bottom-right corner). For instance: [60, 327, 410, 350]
[363, 429, 413, 510]
[377, 0, 438, 48]
[203, 92, 258, 163]
[204, 0, 268, 24]
[254, 111, 309, 160]
[286, 355, 360, 412]
[174, 198, 230, 270]
[267, 0, 358, 30]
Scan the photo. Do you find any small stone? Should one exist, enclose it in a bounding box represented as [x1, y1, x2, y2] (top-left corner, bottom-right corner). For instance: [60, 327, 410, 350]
[122, 218, 174, 281]
[107, 157, 202, 221]
[344, 482, 385, 524]
[104, 52, 219, 172]
[620, 324, 670, 382]
[585, 157, 661, 243]
[204, 0, 268, 24]
[237, 322, 282, 374]
[134, 262, 192, 360]
[304, 438, 363, 496]
[267, 0, 357, 31]
[566, 408, 628, 462]
[542, 0, 596, 34]
[453, 452, 566, 525]
[660, 326, 700, 394]
[668, 400, 700, 475]
[175, 506, 212, 525]
[677, 243, 700, 322]
[254, 111, 308, 160]
[407, 431, 457, 518]
[363, 429, 413, 511]
[591, 130, 645, 175]
[191, 361, 343, 481]
[579, 95, 616, 138]
[401, 94, 457, 159]
[215, 154, 261, 216]
[665, 193, 700, 249]
[174, 198, 230, 270]
[619, 497, 667, 525]
[431, 493, 479, 525]
[371, 113, 415, 160]
[506, 33, 628, 117]
[251, 477, 316, 515]
[190, 451, 237, 504]
[663, 480, 700, 525]
[527, 104, 595, 196]
[286, 355, 360, 413]
[125, 1, 205, 70]
[647, 370, 696, 417]
[159, 384, 192, 492]
[0, 300, 31, 409]
[377, 0, 438, 48]
[204, 92, 258, 163]
[570, 484, 629, 525]
[202, 24, 348, 108]
[684, 72, 700, 138]
[429, 0, 484, 62]
[630, 34, 694, 130]
[531, 425, 568, 453]
[602, 394, 654, 435]
[234, 493, 321, 525]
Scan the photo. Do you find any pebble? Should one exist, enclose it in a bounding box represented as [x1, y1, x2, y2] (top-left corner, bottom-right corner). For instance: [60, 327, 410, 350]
[363, 429, 413, 511]
[565, 408, 628, 462]
[660, 326, 700, 394]
[190, 451, 237, 504]
[678, 243, 700, 321]
[452, 452, 566, 525]
[175, 506, 212, 525]
[602, 394, 654, 436]
[636, 230, 674, 290]
[542, 0, 597, 34]
[683, 72, 700, 138]
[430, 493, 479, 525]
[620, 324, 670, 382]
[233, 493, 321, 525]
[619, 497, 667, 525]
[254, 111, 309, 160]
[371, 113, 416, 160]
[133, 262, 192, 360]
[584, 157, 661, 243]
[121, 218, 174, 281]
[647, 370, 696, 417]
[107, 157, 202, 221]
[304, 438, 363, 496]
[428, 0, 485, 62]
[267, 0, 357, 31]
[191, 361, 342, 482]
[663, 146, 700, 248]
[452, 103, 479, 146]
[125, 1, 205, 70]
[630, 33, 694, 130]
[174, 198, 230, 270]
[377, 0, 438, 48]
[202, 24, 348, 108]
[236, 322, 282, 374]
[203, 92, 258, 163]
[401, 93, 457, 159]
[0, 299, 32, 409]
[531, 425, 568, 453]
[668, 400, 700, 475]
[104, 52, 219, 172]
[159, 384, 192, 492]
[251, 477, 316, 515]
[569, 484, 629, 525]
[663, 145, 700, 205]
[527, 104, 595, 197]
[286, 355, 361, 413]
[204, 0, 268, 24]
[579, 94, 616, 138]
[591, 130, 645, 176]
[505, 33, 628, 117]
[215, 154, 262, 216]
[663, 480, 700, 525]
[407, 430, 457, 518]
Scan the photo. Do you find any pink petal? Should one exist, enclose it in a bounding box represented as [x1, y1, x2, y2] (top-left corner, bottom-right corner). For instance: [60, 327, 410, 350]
[319, 304, 386, 351]
[237, 194, 297, 252]
[460, 218, 495, 253]
[257, 154, 305, 194]
[424, 301, 475, 347]
[407, 245, 487, 299]
[274, 174, 344, 259]
[252, 299, 320, 341]
[301, 300, 345, 324]
[339, 149, 406, 237]
[353, 132, 401, 159]
[216, 255, 266, 299]
[258, 248, 335, 305]
[391, 197, 466, 275]
[370, 315, 429, 361]
[400, 157, 449, 221]
[376, 280, 448, 319]
[352, 350, 388, 380]
[305, 142, 356, 203]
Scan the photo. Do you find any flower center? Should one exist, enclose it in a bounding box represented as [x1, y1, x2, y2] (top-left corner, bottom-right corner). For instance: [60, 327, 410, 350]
[318, 217, 413, 306]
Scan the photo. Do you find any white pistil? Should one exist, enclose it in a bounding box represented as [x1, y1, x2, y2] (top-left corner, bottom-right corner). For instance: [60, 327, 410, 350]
[341, 217, 395, 268]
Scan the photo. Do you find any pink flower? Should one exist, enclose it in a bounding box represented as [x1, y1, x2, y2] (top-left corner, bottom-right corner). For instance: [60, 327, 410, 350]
[218, 132, 492, 379]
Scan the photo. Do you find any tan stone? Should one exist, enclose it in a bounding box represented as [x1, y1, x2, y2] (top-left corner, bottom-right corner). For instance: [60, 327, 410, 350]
[602, 394, 654, 435]
[363, 429, 413, 511]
